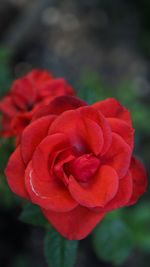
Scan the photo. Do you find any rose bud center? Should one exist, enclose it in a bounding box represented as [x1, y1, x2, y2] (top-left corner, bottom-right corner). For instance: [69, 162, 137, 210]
[67, 154, 100, 182]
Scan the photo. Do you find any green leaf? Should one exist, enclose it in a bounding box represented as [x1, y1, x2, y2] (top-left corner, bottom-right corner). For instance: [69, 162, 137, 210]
[0, 174, 18, 208]
[0, 138, 14, 170]
[11, 254, 30, 267]
[0, 138, 17, 209]
[0, 47, 12, 96]
[92, 211, 133, 265]
[123, 203, 150, 252]
[19, 202, 48, 227]
[44, 227, 78, 267]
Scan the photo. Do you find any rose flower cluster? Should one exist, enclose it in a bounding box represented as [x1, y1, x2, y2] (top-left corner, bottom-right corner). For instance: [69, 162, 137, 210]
[0, 70, 147, 240]
[0, 69, 74, 137]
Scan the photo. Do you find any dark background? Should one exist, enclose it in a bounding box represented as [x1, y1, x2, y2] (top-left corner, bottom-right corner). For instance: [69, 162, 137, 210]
[0, 1, 150, 266]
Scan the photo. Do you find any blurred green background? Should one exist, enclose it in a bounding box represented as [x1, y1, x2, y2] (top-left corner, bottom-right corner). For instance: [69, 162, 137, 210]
[0, 0, 150, 267]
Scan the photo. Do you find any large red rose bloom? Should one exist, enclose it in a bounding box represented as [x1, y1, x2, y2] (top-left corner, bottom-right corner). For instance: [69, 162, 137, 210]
[5, 96, 147, 240]
[0, 70, 74, 137]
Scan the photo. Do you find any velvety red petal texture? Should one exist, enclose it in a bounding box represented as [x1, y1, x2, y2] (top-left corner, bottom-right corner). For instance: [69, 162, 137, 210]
[11, 78, 37, 110]
[67, 154, 100, 183]
[68, 165, 119, 208]
[21, 116, 56, 164]
[53, 148, 75, 185]
[108, 118, 134, 149]
[79, 118, 104, 155]
[39, 78, 75, 98]
[0, 96, 17, 116]
[25, 162, 78, 212]
[105, 172, 133, 211]
[11, 111, 33, 135]
[5, 147, 29, 199]
[92, 98, 132, 126]
[49, 109, 84, 135]
[49, 106, 112, 156]
[33, 96, 87, 120]
[78, 107, 112, 154]
[32, 133, 69, 182]
[42, 206, 106, 240]
[104, 133, 132, 178]
[128, 157, 147, 205]
[49, 109, 87, 155]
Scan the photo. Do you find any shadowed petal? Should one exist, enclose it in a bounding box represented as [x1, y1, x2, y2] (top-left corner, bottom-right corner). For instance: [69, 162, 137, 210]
[108, 118, 134, 149]
[128, 157, 147, 205]
[92, 98, 132, 126]
[104, 133, 131, 178]
[5, 147, 29, 199]
[42, 206, 106, 240]
[105, 172, 133, 211]
[33, 96, 86, 120]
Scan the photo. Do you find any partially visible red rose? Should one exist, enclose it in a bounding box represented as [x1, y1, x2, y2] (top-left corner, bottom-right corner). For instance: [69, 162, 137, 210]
[5, 96, 147, 240]
[0, 70, 75, 138]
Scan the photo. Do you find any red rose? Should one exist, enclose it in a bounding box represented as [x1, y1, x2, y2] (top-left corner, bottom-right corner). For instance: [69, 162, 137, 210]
[0, 70, 74, 137]
[5, 96, 147, 240]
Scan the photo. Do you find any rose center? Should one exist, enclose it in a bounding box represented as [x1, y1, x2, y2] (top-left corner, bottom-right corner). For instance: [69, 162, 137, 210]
[67, 154, 100, 182]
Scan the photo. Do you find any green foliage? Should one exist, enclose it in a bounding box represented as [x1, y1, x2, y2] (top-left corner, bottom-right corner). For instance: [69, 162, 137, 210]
[11, 254, 30, 267]
[44, 227, 78, 267]
[20, 202, 48, 228]
[0, 47, 13, 208]
[123, 203, 150, 252]
[0, 174, 17, 208]
[92, 210, 133, 266]
[0, 138, 17, 208]
[0, 47, 12, 96]
[0, 138, 14, 169]
[92, 204, 150, 266]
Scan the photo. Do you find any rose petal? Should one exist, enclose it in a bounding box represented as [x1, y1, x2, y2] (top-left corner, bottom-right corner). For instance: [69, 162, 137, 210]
[21, 115, 56, 164]
[92, 98, 132, 126]
[32, 133, 69, 182]
[11, 111, 33, 136]
[39, 78, 75, 98]
[25, 162, 78, 212]
[27, 69, 52, 84]
[105, 171, 133, 211]
[11, 78, 37, 110]
[49, 107, 111, 156]
[68, 165, 119, 208]
[79, 118, 104, 155]
[11, 70, 52, 109]
[0, 96, 17, 116]
[42, 206, 106, 240]
[108, 118, 134, 149]
[128, 157, 147, 205]
[67, 154, 100, 183]
[54, 148, 75, 185]
[0, 116, 13, 136]
[33, 96, 86, 120]
[49, 109, 88, 155]
[104, 133, 131, 178]
[5, 147, 29, 199]
[78, 107, 112, 154]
